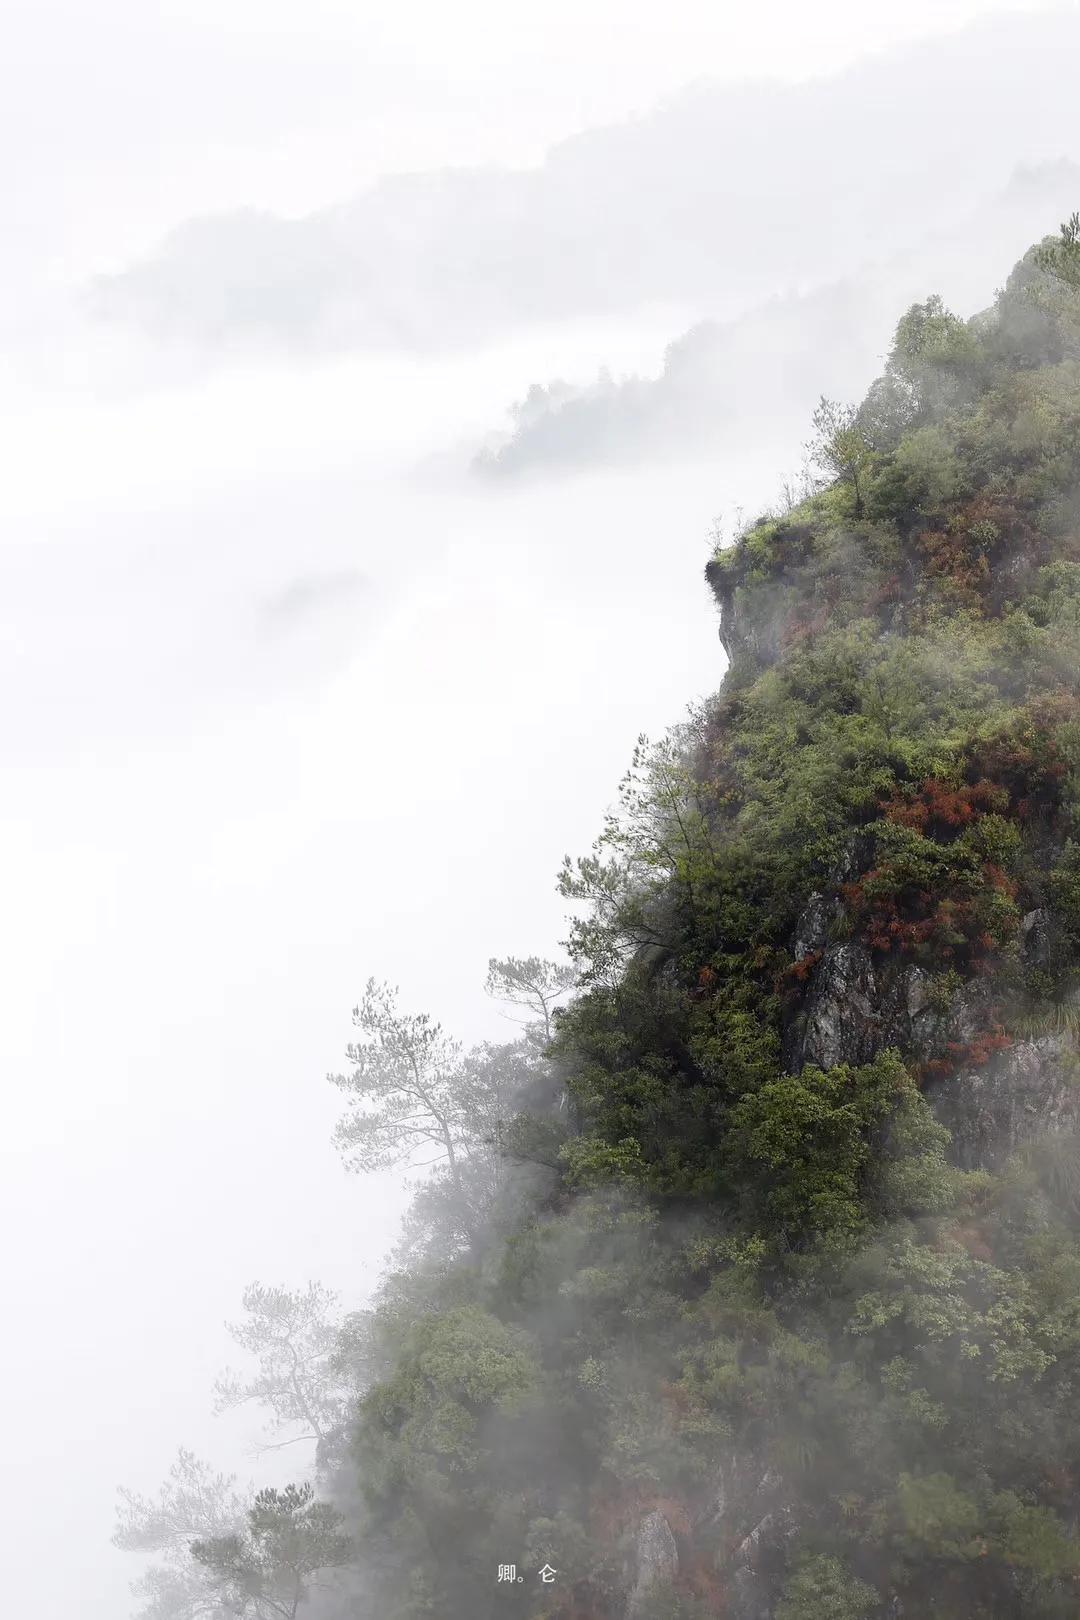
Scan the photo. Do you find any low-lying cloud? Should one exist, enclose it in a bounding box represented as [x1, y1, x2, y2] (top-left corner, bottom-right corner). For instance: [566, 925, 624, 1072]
[474, 162, 1080, 478]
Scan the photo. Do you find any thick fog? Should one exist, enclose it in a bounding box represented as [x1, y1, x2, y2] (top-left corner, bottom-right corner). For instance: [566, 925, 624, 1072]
[88, 12, 1080, 353]
[474, 164, 1080, 477]
[2, 3, 1077, 1618]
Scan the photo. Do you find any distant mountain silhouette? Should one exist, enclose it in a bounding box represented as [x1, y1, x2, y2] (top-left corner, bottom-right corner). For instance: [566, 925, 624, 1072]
[474, 163, 1080, 477]
[90, 12, 1080, 353]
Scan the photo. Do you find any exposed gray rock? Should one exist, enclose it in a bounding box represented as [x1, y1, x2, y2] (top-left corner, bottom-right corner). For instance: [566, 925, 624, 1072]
[695, 1453, 773, 1539]
[626, 1511, 678, 1619]
[951, 983, 989, 1044]
[904, 966, 956, 1059]
[784, 937, 992, 1074]
[791, 891, 833, 960]
[1022, 907, 1053, 972]
[695, 1465, 798, 1620]
[781, 923, 1080, 1168]
[728, 1497, 796, 1620]
[731, 1563, 772, 1620]
[784, 942, 881, 1070]
[702, 1468, 730, 1530]
[708, 569, 791, 670]
[911, 976, 990, 1064]
[904, 966, 931, 1019]
[734, 1508, 781, 1567]
[787, 883, 848, 955]
[928, 1033, 1080, 1170]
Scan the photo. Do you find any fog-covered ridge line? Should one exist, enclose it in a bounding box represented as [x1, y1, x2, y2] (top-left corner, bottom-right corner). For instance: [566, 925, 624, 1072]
[472, 162, 1080, 479]
[88, 11, 1080, 353]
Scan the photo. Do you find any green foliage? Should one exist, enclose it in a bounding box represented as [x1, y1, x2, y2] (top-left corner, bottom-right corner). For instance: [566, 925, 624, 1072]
[1035, 212, 1080, 294]
[192, 1484, 351, 1620]
[558, 717, 720, 982]
[896, 1471, 982, 1558]
[114, 1451, 249, 1620]
[129, 230, 1080, 1620]
[359, 1304, 539, 1470]
[807, 396, 875, 517]
[724, 1052, 946, 1245]
[775, 1554, 879, 1620]
[991, 1492, 1080, 1578]
[330, 232, 1080, 1618]
[560, 1133, 648, 1188]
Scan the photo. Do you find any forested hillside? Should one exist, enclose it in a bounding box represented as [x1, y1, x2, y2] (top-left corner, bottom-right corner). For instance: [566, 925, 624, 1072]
[471, 163, 1080, 480]
[121, 220, 1080, 1619]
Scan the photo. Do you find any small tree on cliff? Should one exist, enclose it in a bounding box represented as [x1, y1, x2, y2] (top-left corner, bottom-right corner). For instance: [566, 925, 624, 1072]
[113, 1449, 249, 1620]
[213, 1282, 346, 1458]
[328, 979, 472, 1188]
[558, 717, 718, 981]
[1036, 210, 1080, 291]
[330, 981, 551, 1253]
[192, 1483, 351, 1620]
[484, 954, 576, 1045]
[807, 395, 874, 517]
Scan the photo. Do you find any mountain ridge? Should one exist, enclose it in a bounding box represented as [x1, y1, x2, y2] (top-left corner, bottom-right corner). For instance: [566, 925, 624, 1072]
[119, 222, 1080, 1620]
[89, 11, 1080, 353]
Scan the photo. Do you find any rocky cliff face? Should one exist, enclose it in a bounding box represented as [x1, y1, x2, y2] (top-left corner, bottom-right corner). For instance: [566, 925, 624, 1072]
[335, 238, 1080, 1620]
[627, 1512, 680, 1618]
[929, 1032, 1080, 1171]
[678, 245, 1080, 1616]
[779, 889, 1080, 1169]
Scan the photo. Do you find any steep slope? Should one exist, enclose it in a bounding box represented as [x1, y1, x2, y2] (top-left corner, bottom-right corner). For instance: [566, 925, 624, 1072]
[323, 229, 1080, 1620]
[472, 164, 1080, 478]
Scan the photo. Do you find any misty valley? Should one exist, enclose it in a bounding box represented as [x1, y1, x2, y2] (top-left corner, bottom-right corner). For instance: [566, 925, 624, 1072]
[8, 9, 1080, 1620]
[109, 219, 1080, 1620]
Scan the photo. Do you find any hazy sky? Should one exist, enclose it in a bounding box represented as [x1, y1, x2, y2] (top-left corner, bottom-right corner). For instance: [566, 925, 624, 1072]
[2, 4, 1075, 1619]
[2, 0, 1067, 281]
